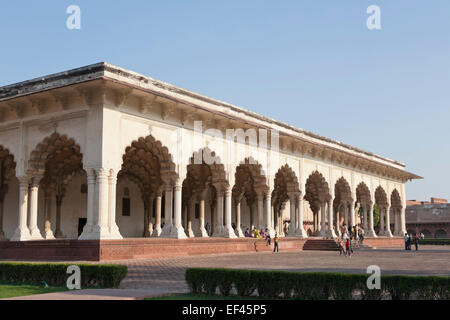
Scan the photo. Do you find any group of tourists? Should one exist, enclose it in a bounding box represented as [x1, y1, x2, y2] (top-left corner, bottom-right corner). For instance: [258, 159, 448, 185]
[244, 227, 280, 253]
[404, 233, 423, 251]
[337, 224, 364, 257]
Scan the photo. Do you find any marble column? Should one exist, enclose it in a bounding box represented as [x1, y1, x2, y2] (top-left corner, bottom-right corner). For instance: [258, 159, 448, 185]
[399, 207, 407, 236]
[186, 200, 195, 238]
[43, 191, 55, 239]
[222, 188, 236, 238]
[288, 193, 297, 237]
[198, 195, 209, 237]
[366, 202, 377, 237]
[250, 203, 255, 230]
[393, 209, 399, 235]
[264, 191, 275, 237]
[326, 198, 337, 238]
[170, 183, 187, 238]
[235, 197, 244, 237]
[54, 194, 64, 238]
[29, 180, 43, 240]
[335, 205, 341, 237]
[213, 190, 224, 237]
[320, 202, 327, 237]
[161, 185, 173, 237]
[152, 192, 162, 237]
[11, 177, 30, 241]
[362, 204, 368, 230]
[79, 170, 95, 240]
[257, 193, 264, 230]
[90, 168, 110, 238]
[343, 203, 348, 227]
[108, 172, 121, 238]
[349, 201, 356, 228]
[379, 206, 385, 236]
[385, 205, 393, 237]
[295, 195, 308, 238]
[143, 198, 150, 237]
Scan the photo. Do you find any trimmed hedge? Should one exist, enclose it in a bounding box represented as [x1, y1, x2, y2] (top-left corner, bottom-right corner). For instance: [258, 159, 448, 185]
[185, 268, 450, 300]
[0, 263, 127, 288]
[419, 238, 450, 245]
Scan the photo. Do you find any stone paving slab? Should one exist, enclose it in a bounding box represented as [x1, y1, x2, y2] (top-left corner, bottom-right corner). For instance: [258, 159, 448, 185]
[1, 246, 449, 299]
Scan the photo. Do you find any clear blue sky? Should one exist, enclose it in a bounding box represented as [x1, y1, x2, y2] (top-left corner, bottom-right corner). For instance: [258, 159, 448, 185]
[1, 1, 449, 200]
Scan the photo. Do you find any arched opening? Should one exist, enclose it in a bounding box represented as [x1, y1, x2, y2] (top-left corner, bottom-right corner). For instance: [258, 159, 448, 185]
[182, 147, 231, 238]
[435, 229, 448, 239]
[27, 133, 84, 239]
[118, 135, 177, 238]
[272, 165, 306, 237]
[375, 186, 392, 237]
[334, 177, 352, 235]
[420, 229, 432, 238]
[304, 171, 330, 237]
[232, 157, 268, 237]
[390, 189, 403, 235]
[0, 146, 16, 240]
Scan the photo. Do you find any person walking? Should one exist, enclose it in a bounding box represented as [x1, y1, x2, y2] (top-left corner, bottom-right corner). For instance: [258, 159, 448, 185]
[265, 228, 271, 246]
[273, 233, 279, 253]
[345, 238, 351, 257]
[414, 234, 419, 251]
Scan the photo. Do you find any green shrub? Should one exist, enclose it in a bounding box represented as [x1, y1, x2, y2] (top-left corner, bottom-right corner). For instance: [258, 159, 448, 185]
[185, 268, 450, 300]
[0, 263, 127, 288]
[418, 238, 450, 245]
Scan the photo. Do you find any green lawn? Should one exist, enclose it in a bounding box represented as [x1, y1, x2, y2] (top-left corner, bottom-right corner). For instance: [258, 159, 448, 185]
[146, 293, 266, 300]
[0, 283, 67, 299]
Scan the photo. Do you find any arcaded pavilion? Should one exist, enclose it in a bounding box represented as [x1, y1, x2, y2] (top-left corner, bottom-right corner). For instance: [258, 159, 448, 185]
[0, 63, 421, 259]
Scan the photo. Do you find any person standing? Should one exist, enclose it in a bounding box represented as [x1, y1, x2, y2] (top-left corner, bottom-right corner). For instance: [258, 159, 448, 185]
[273, 233, 279, 253]
[404, 233, 409, 250]
[414, 234, 419, 251]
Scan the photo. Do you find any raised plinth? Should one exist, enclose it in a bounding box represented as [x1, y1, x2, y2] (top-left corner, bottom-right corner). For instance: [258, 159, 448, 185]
[0, 236, 404, 262]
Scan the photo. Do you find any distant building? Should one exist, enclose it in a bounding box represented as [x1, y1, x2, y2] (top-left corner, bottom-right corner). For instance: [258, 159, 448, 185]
[406, 198, 449, 238]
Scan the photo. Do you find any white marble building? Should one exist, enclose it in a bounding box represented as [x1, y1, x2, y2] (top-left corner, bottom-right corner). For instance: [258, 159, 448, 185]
[0, 63, 420, 241]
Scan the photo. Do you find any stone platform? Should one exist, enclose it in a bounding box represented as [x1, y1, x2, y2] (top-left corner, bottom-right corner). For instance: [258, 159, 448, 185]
[0, 237, 403, 261]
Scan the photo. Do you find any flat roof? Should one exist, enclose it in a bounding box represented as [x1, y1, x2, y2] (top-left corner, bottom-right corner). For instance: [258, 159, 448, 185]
[0, 62, 422, 180]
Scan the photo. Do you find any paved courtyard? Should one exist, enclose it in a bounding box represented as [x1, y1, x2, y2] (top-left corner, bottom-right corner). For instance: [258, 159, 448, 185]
[114, 246, 450, 293]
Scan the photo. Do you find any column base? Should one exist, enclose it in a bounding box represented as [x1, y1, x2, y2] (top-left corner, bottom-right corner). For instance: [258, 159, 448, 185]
[235, 227, 245, 238]
[109, 225, 123, 239]
[366, 229, 377, 237]
[212, 225, 224, 237]
[319, 228, 327, 238]
[326, 229, 337, 239]
[54, 230, 66, 239]
[10, 227, 31, 241]
[43, 229, 55, 240]
[78, 225, 122, 240]
[399, 229, 407, 237]
[152, 226, 162, 237]
[385, 230, 393, 237]
[196, 227, 209, 238]
[160, 223, 173, 237]
[29, 227, 43, 240]
[78, 224, 93, 240]
[294, 227, 308, 238]
[186, 228, 195, 238]
[169, 226, 188, 239]
[222, 226, 237, 238]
